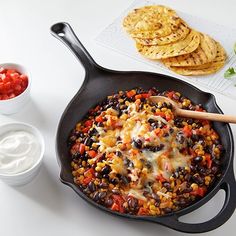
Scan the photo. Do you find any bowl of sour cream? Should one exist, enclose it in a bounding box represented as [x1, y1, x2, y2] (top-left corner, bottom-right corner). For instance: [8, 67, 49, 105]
[0, 122, 45, 186]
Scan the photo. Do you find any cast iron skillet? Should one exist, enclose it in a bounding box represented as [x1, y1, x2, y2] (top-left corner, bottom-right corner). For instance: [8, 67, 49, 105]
[51, 22, 236, 233]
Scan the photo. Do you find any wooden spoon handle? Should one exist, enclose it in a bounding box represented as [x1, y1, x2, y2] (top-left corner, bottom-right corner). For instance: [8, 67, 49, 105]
[177, 109, 236, 123]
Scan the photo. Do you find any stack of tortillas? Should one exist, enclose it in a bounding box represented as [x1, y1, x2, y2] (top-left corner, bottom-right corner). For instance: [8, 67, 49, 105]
[123, 5, 226, 76]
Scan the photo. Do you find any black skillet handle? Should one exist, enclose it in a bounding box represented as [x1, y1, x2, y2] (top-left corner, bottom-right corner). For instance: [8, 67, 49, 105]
[153, 168, 236, 233]
[50, 22, 99, 73]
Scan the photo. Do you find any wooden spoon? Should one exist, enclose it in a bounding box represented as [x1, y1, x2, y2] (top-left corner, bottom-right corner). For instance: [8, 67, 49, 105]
[149, 96, 236, 124]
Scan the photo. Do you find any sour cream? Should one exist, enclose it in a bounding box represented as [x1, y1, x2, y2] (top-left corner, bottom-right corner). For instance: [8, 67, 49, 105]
[0, 131, 41, 175]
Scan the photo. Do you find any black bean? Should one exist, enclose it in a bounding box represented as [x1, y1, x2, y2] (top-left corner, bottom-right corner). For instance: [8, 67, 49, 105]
[101, 165, 111, 175]
[95, 172, 102, 178]
[97, 122, 104, 127]
[176, 131, 185, 144]
[163, 208, 172, 214]
[163, 132, 169, 137]
[198, 166, 207, 175]
[98, 191, 107, 199]
[145, 161, 152, 169]
[184, 174, 191, 181]
[93, 191, 100, 201]
[187, 119, 193, 125]
[148, 87, 158, 95]
[71, 153, 81, 159]
[174, 118, 184, 128]
[99, 182, 108, 188]
[216, 144, 224, 151]
[84, 137, 93, 146]
[105, 198, 113, 207]
[115, 151, 122, 157]
[128, 197, 138, 209]
[88, 128, 98, 136]
[120, 175, 130, 185]
[169, 128, 174, 134]
[172, 171, 178, 178]
[213, 158, 220, 165]
[124, 158, 134, 168]
[191, 134, 200, 142]
[88, 182, 96, 192]
[163, 182, 171, 190]
[110, 178, 119, 184]
[182, 187, 193, 193]
[179, 197, 187, 206]
[211, 166, 219, 174]
[68, 135, 77, 145]
[192, 175, 204, 185]
[193, 156, 203, 163]
[133, 139, 142, 149]
[111, 189, 120, 194]
[145, 144, 164, 152]
[152, 193, 160, 202]
[190, 165, 197, 172]
[148, 118, 156, 124]
[102, 174, 109, 179]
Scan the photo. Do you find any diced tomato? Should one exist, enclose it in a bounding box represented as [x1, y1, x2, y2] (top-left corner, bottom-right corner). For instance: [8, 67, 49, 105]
[205, 154, 212, 168]
[71, 143, 80, 155]
[165, 114, 172, 121]
[167, 91, 175, 99]
[183, 125, 192, 137]
[154, 128, 161, 135]
[155, 111, 165, 117]
[0, 67, 28, 101]
[82, 127, 90, 133]
[140, 93, 150, 98]
[87, 150, 97, 158]
[135, 94, 142, 100]
[95, 116, 103, 123]
[79, 143, 85, 154]
[111, 203, 120, 212]
[191, 187, 206, 197]
[83, 177, 92, 185]
[111, 194, 125, 213]
[126, 89, 136, 98]
[84, 120, 93, 127]
[156, 174, 166, 183]
[137, 207, 149, 216]
[83, 168, 95, 184]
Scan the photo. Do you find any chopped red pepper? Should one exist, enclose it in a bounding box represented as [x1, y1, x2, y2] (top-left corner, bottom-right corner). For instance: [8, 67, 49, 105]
[155, 111, 165, 117]
[79, 143, 85, 154]
[83, 166, 95, 184]
[140, 93, 150, 98]
[0, 67, 28, 100]
[137, 207, 149, 216]
[111, 203, 120, 212]
[167, 91, 175, 99]
[126, 90, 136, 98]
[84, 120, 93, 127]
[95, 116, 103, 123]
[183, 125, 192, 137]
[156, 174, 166, 183]
[111, 195, 125, 213]
[205, 154, 212, 168]
[87, 150, 97, 158]
[191, 187, 207, 197]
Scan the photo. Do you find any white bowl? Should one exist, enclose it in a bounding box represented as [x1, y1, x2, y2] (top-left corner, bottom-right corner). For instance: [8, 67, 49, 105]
[0, 63, 31, 115]
[0, 122, 45, 186]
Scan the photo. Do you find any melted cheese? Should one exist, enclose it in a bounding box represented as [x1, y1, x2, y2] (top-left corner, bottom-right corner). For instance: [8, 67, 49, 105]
[94, 101, 191, 196]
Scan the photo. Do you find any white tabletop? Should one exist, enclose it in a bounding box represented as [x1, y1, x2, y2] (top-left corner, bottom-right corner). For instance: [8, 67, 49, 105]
[0, 0, 236, 235]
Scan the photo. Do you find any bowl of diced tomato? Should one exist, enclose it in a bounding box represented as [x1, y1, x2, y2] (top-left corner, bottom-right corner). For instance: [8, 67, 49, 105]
[0, 63, 31, 115]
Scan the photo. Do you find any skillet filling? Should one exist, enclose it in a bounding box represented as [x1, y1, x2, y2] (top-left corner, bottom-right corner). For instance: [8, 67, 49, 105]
[68, 87, 223, 216]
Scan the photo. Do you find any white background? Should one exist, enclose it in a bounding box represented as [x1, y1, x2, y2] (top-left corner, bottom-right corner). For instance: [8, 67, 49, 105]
[0, 0, 235, 235]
